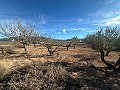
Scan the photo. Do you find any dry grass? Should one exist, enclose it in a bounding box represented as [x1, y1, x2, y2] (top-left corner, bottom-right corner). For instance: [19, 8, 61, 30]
[0, 44, 120, 90]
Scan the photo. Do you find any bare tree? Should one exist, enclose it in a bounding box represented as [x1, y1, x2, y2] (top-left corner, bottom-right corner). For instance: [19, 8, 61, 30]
[65, 43, 71, 51]
[43, 37, 60, 56]
[30, 30, 41, 48]
[70, 37, 80, 49]
[0, 20, 39, 54]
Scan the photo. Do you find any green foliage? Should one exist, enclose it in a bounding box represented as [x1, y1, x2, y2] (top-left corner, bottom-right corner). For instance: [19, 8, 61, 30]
[70, 36, 80, 43]
[85, 27, 120, 52]
[115, 36, 120, 51]
[85, 29, 104, 51]
[104, 27, 119, 52]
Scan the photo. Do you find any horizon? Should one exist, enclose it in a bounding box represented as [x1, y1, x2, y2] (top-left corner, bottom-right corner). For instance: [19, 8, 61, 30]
[0, 0, 120, 39]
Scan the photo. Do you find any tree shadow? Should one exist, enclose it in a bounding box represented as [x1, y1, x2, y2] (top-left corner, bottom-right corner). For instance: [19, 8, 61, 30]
[0, 65, 30, 89]
[72, 54, 84, 58]
[46, 61, 120, 90]
[0, 61, 120, 90]
[72, 54, 99, 62]
[0, 53, 47, 60]
[46, 61, 70, 67]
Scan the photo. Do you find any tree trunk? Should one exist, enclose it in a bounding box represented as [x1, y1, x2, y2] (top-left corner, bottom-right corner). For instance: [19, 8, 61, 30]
[47, 47, 53, 56]
[105, 51, 110, 56]
[53, 45, 60, 52]
[115, 57, 120, 71]
[34, 43, 36, 48]
[23, 44, 27, 54]
[100, 49, 115, 69]
[73, 44, 75, 49]
[67, 46, 69, 51]
[115, 57, 120, 66]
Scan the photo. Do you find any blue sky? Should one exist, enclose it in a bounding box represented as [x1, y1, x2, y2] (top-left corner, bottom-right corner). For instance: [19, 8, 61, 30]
[0, 0, 120, 39]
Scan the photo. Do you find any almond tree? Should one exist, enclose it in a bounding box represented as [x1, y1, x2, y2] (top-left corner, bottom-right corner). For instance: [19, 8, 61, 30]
[30, 31, 41, 48]
[44, 37, 60, 56]
[70, 36, 80, 49]
[0, 20, 39, 54]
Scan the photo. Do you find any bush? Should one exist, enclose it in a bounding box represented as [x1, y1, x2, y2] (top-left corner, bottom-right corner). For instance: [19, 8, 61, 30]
[4, 46, 15, 54]
[14, 42, 24, 48]
[0, 62, 69, 90]
[0, 46, 15, 55]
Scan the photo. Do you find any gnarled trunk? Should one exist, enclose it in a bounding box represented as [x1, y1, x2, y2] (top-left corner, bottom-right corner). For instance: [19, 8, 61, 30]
[100, 49, 115, 69]
[66, 44, 70, 51]
[47, 47, 53, 56]
[115, 57, 120, 71]
[34, 43, 36, 48]
[73, 44, 75, 49]
[47, 45, 60, 56]
[23, 44, 27, 54]
[105, 51, 110, 56]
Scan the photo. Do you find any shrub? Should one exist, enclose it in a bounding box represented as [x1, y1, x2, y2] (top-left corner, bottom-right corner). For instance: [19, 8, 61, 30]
[14, 42, 24, 48]
[0, 62, 69, 90]
[0, 46, 15, 55]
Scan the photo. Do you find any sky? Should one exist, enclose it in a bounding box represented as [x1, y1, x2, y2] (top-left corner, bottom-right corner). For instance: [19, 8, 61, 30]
[0, 0, 120, 39]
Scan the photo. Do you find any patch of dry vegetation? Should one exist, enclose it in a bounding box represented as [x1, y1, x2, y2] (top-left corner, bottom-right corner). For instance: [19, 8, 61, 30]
[0, 60, 120, 90]
[0, 45, 120, 90]
[0, 62, 69, 90]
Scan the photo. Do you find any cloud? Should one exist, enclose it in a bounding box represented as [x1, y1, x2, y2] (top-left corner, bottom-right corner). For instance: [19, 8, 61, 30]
[38, 13, 47, 25]
[94, 15, 120, 26]
[62, 29, 66, 33]
[61, 27, 96, 34]
[88, 2, 120, 27]
[89, 11, 120, 26]
[77, 18, 83, 22]
[106, 0, 114, 4]
[57, 32, 62, 34]
[51, 18, 83, 22]
[51, 19, 74, 22]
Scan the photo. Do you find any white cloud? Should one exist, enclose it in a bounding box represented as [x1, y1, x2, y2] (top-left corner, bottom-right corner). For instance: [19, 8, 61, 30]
[96, 15, 120, 26]
[77, 18, 83, 22]
[106, 0, 114, 4]
[39, 13, 47, 25]
[90, 15, 120, 26]
[87, 0, 120, 27]
[51, 18, 83, 23]
[88, 5, 120, 26]
[62, 29, 66, 33]
[51, 19, 75, 22]
[61, 27, 96, 34]
[57, 32, 62, 34]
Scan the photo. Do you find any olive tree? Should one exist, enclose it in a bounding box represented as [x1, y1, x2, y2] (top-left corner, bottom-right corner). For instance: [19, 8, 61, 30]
[114, 36, 120, 70]
[0, 20, 38, 54]
[103, 27, 119, 56]
[85, 27, 120, 69]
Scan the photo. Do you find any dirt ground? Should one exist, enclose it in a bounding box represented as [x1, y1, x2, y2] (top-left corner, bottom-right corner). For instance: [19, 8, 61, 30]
[0, 45, 119, 76]
[0, 45, 120, 89]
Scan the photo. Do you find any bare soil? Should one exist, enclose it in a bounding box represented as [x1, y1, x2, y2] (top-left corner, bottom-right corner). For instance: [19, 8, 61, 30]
[0, 45, 120, 90]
